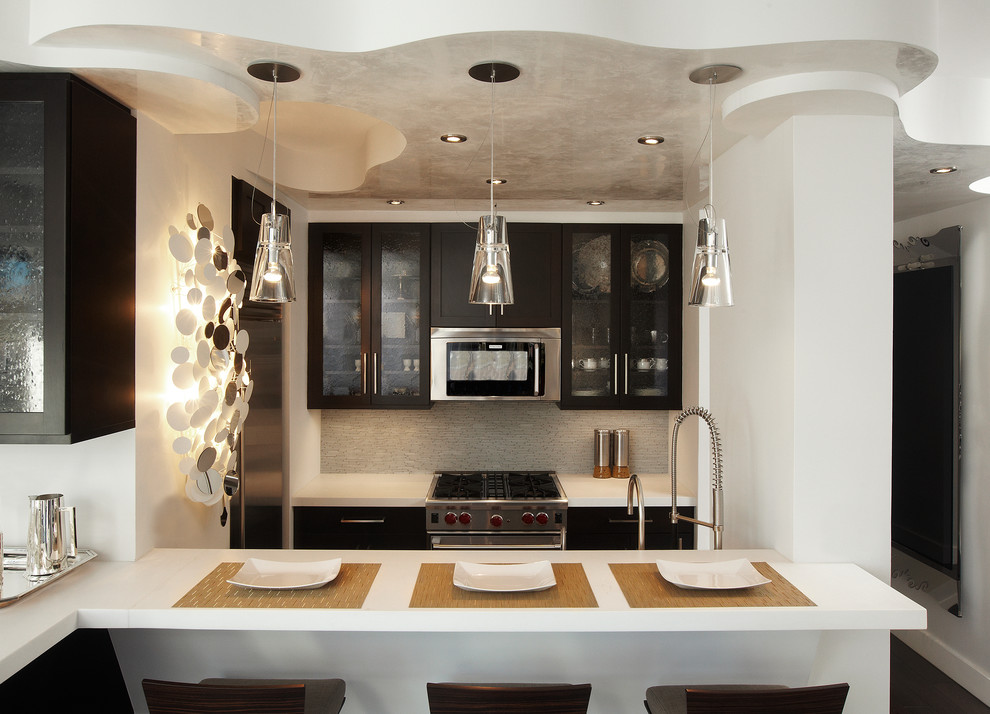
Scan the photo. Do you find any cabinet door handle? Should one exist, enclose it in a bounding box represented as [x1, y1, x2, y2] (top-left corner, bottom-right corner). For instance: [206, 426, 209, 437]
[372, 353, 378, 395]
[613, 353, 618, 395]
[362, 353, 368, 394]
[340, 519, 386, 524]
[624, 353, 629, 395]
[534, 343, 541, 396]
[608, 518, 655, 525]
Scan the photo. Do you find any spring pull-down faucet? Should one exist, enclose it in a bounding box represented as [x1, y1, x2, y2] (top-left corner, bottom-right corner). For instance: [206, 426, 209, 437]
[670, 406, 724, 549]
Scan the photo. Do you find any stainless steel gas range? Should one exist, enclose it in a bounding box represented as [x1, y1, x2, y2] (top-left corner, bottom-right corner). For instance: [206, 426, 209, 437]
[425, 471, 567, 549]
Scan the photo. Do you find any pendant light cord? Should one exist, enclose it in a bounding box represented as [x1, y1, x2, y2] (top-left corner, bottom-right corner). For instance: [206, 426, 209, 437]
[489, 65, 496, 221]
[271, 65, 279, 217]
[707, 76, 716, 225]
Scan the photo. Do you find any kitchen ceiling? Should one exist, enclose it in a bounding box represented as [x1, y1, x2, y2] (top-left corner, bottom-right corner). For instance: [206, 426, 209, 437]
[4, 3, 988, 222]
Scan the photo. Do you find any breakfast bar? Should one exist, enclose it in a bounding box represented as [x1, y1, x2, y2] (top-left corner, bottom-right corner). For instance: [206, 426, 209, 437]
[0, 548, 925, 713]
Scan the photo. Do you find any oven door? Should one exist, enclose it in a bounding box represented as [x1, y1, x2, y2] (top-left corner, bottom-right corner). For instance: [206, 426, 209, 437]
[430, 328, 561, 401]
[430, 533, 563, 549]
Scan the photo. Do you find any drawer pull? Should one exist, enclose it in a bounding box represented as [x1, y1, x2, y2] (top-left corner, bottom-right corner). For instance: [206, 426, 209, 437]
[339, 519, 386, 524]
[607, 518, 655, 525]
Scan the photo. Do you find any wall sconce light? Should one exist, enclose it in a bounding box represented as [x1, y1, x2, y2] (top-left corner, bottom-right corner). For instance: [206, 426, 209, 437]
[167, 204, 252, 524]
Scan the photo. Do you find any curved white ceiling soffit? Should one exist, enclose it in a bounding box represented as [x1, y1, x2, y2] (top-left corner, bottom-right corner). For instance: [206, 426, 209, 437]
[26, 0, 940, 57]
[721, 71, 901, 137]
[243, 102, 407, 193]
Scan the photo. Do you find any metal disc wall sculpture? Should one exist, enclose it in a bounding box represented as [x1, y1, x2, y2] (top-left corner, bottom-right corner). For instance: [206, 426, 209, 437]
[166, 204, 252, 519]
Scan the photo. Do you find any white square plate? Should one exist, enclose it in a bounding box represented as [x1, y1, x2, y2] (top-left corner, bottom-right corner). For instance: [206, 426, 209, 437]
[453, 560, 556, 592]
[227, 558, 342, 590]
[655, 558, 771, 590]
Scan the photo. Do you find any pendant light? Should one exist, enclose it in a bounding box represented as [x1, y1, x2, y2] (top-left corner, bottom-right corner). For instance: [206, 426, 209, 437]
[247, 61, 300, 303]
[688, 64, 741, 307]
[468, 61, 519, 310]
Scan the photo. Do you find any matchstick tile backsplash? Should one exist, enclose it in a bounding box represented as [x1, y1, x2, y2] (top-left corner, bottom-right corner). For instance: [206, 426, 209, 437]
[320, 402, 670, 474]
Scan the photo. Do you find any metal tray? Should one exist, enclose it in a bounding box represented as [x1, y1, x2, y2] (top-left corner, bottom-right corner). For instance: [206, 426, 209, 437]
[1, 547, 98, 607]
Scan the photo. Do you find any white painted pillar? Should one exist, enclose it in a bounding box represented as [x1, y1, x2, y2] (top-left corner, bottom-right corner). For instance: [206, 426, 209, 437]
[710, 114, 893, 581]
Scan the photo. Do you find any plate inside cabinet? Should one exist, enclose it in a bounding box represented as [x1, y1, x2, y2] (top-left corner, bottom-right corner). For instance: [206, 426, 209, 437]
[631, 240, 670, 292]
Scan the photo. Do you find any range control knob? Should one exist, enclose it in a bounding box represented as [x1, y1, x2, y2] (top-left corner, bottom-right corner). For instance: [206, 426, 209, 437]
[459, 512, 472, 525]
[444, 512, 457, 525]
[535, 512, 550, 525]
[490, 514, 504, 527]
[521, 512, 535, 525]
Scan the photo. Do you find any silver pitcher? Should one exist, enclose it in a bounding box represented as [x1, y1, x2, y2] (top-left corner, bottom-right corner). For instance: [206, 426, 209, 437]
[26, 494, 66, 576]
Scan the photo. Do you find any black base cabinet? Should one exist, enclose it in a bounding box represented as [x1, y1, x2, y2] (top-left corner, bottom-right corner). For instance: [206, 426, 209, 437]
[566, 506, 695, 550]
[294, 507, 429, 549]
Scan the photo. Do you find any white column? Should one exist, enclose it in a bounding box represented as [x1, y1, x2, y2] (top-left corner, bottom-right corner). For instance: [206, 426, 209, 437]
[710, 114, 893, 581]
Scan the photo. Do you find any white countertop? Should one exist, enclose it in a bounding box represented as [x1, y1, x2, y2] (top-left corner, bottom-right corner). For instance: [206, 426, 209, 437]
[0, 547, 924, 683]
[292, 472, 697, 507]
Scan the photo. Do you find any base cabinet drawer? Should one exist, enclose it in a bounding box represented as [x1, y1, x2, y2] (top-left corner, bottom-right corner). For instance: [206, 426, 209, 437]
[294, 506, 429, 549]
[566, 506, 695, 550]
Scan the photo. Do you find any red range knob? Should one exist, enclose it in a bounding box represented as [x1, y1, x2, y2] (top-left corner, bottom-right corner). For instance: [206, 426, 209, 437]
[521, 512, 535, 525]
[490, 514, 504, 527]
[459, 512, 472, 525]
[535, 512, 550, 525]
[444, 512, 457, 525]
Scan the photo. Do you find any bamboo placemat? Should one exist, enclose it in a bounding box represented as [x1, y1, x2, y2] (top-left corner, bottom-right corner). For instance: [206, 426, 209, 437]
[609, 562, 815, 608]
[409, 563, 598, 608]
[173, 562, 380, 609]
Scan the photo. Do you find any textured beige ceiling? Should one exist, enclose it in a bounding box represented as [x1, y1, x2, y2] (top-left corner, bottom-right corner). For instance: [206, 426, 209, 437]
[17, 17, 982, 221]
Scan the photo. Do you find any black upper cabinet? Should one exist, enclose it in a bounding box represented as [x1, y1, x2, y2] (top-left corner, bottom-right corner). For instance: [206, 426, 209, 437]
[560, 224, 682, 410]
[430, 222, 561, 327]
[0, 74, 135, 443]
[308, 223, 431, 409]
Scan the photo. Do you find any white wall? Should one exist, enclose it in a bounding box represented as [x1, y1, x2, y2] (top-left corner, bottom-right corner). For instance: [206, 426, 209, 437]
[894, 195, 990, 705]
[0, 430, 136, 561]
[134, 114, 311, 557]
[711, 114, 894, 580]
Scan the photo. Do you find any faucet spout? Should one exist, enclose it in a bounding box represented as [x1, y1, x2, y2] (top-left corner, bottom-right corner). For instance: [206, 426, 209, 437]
[627, 473, 646, 550]
[670, 407, 724, 550]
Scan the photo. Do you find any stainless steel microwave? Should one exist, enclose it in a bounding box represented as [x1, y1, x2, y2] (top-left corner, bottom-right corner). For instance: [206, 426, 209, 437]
[430, 327, 561, 401]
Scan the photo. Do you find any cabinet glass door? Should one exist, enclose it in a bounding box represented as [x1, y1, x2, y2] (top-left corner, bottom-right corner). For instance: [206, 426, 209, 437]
[375, 225, 427, 402]
[0, 101, 45, 414]
[318, 230, 367, 401]
[567, 229, 617, 400]
[623, 226, 681, 405]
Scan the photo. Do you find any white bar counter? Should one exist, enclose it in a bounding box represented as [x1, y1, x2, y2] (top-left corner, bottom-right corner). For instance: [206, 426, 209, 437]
[0, 548, 923, 713]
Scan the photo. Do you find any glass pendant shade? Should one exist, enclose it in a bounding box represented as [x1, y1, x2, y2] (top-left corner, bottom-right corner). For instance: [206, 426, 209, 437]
[249, 212, 296, 302]
[689, 216, 733, 307]
[468, 214, 514, 305]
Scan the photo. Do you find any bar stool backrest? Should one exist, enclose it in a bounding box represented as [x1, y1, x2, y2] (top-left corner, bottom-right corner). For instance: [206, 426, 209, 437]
[142, 678, 306, 714]
[686, 683, 850, 714]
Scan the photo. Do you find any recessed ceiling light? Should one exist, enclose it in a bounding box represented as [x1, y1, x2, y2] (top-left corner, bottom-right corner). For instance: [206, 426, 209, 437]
[638, 135, 664, 145]
[440, 134, 467, 143]
[930, 166, 958, 174]
[385, 199, 404, 205]
[486, 178, 507, 185]
[586, 200, 606, 206]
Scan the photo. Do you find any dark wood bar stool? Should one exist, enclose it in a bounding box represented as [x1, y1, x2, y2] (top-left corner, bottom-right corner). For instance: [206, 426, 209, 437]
[142, 677, 345, 714]
[644, 682, 849, 713]
[427, 682, 592, 713]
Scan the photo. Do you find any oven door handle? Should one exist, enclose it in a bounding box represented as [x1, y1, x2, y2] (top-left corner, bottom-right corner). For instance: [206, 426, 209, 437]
[431, 540, 561, 549]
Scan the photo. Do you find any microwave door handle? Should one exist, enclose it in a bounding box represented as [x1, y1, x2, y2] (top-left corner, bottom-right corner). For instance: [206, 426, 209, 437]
[533, 343, 541, 396]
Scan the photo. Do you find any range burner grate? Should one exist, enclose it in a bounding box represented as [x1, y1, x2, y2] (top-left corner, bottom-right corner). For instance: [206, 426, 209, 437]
[431, 471, 560, 501]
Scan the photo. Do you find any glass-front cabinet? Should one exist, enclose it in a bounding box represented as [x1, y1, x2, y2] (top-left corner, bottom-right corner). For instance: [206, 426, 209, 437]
[0, 74, 135, 443]
[308, 223, 430, 408]
[561, 224, 682, 410]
